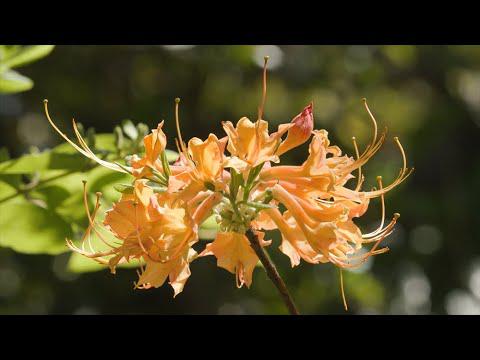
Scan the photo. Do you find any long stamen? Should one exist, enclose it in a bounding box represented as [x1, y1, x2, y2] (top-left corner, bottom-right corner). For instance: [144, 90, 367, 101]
[79, 181, 97, 252]
[85, 193, 102, 254]
[175, 98, 189, 160]
[329, 225, 393, 269]
[330, 236, 389, 269]
[351, 136, 363, 191]
[363, 176, 386, 238]
[376, 176, 386, 231]
[394, 137, 407, 174]
[44, 100, 129, 174]
[340, 130, 386, 176]
[362, 137, 414, 199]
[362, 98, 378, 149]
[81, 182, 115, 249]
[258, 56, 269, 121]
[66, 239, 114, 261]
[363, 213, 400, 242]
[72, 119, 120, 173]
[340, 269, 348, 311]
[43, 100, 90, 157]
[133, 202, 148, 254]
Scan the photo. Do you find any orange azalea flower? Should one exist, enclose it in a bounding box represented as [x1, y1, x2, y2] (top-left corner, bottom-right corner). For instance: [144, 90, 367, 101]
[200, 231, 270, 288]
[172, 133, 228, 200]
[164, 99, 229, 200]
[45, 57, 412, 309]
[222, 103, 313, 172]
[222, 117, 291, 170]
[255, 101, 412, 270]
[67, 180, 200, 297]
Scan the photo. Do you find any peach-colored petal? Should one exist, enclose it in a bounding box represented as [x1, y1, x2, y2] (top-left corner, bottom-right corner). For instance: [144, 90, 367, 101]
[134, 179, 154, 207]
[223, 117, 291, 168]
[201, 231, 267, 288]
[136, 247, 195, 297]
[276, 103, 314, 156]
[188, 133, 224, 184]
[104, 198, 149, 239]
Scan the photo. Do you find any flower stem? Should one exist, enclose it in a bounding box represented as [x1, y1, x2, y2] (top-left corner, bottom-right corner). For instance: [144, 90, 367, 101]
[246, 228, 300, 315]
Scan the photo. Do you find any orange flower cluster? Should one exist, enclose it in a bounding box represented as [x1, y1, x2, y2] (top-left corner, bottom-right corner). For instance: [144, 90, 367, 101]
[44, 60, 412, 298]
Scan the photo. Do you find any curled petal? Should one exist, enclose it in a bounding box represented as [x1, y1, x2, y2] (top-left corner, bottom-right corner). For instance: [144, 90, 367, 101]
[276, 103, 314, 156]
[200, 231, 269, 288]
[188, 133, 224, 184]
[136, 248, 195, 297]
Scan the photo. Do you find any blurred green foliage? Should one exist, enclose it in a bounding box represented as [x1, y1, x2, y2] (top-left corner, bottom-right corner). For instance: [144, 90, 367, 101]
[0, 45, 479, 314]
[0, 45, 54, 93]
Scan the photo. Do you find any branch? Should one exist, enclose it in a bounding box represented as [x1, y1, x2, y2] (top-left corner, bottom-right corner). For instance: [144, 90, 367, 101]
[246, 228, 300, 315]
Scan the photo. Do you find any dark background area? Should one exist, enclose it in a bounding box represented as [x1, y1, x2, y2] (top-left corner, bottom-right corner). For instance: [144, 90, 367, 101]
[0, 45, 479, 314]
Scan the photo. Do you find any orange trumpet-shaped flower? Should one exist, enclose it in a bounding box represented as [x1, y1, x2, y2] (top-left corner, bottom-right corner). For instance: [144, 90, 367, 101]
[67, 180, 200, 297]
[222, 103, 314, 173]
[45, 57, 412, 308]
[200, 231, 271, 288]
[222, 117, 290, 170]
[167, 133, 228, 201]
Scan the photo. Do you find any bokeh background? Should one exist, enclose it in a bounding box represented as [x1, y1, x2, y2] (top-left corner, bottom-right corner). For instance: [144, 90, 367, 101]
[0, 45, 479, 314]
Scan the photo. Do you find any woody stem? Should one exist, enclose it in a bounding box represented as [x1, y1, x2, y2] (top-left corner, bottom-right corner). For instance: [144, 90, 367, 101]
[246, 228, 300, 315]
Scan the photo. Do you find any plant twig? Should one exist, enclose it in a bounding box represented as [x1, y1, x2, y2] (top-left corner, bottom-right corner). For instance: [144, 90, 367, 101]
[246, 228, 300, 315]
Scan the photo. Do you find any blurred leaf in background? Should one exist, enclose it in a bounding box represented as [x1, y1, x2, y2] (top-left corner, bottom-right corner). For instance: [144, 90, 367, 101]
[0, 128, 179, 260]
[0, 45, 55, 94]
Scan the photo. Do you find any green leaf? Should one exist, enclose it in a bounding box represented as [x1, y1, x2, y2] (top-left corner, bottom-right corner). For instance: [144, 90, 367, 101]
[0, 133, 119, 174]
[121, 119, 138, 140]
[67, 253, 107, 273]
[0, 147, 10, 162]
[0, 166, 132, 256]
[114, 183, 134, 194]
[53, 133, 116, 154]
[0, 201, 73, 254]
[0, 69, 33, 93]
[113, 126, 124, 151]
[86, 127, 96, 148]
[136, 123, 149, 138]
[25, 166, 131, 227]
[0, 149, 88, 174]
[1, 45, 55, 69]
[145, 180, 167, 193]
[0, 178, 19, 201]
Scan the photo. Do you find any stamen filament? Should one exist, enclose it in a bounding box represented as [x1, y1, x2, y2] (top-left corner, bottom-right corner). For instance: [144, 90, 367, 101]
[352, 136, 363, 191]
[258, 56, 269, 121]
[363, 98, 378, 147]
[175, 98, 190, 160]
[340, 269, 348, 311]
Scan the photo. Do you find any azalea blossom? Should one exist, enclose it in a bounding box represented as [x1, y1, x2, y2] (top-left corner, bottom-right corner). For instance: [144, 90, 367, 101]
[44, 58, 412, 303]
